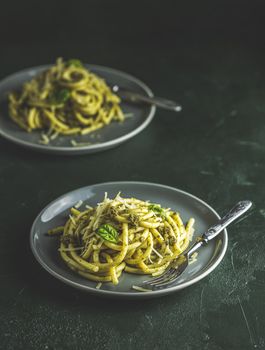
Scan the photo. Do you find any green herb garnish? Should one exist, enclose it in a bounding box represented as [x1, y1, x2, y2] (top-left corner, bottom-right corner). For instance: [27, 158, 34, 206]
[67, 59, 83, 68]
[97, 224, 119, 243]
[49, 89, 70, 105]
[149, 204, 167, 219]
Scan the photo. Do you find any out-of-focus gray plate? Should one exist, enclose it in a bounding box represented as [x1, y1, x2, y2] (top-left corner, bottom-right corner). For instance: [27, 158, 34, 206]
[30, 182, 228, 299]
[0, 65, 155, 155]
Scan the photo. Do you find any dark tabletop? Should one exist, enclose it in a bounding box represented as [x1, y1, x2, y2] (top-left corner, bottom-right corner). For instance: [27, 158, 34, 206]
[0, 1, 265, 349]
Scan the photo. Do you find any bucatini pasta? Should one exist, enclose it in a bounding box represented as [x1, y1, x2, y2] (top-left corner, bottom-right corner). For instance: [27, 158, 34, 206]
[8, 58, 124, 144]
[48, 193, 195, 285]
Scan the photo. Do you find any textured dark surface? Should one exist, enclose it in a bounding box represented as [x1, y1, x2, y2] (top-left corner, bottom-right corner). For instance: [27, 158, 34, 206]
[0, 0, 265, 349]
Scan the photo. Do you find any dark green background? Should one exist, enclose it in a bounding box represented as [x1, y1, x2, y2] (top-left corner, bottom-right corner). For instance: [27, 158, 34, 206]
[0, 1, 265, 349]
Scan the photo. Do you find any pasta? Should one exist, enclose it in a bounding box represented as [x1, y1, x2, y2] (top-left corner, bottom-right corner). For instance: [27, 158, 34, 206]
[8, 58, 124, 143]
[49, 193, 195, 285]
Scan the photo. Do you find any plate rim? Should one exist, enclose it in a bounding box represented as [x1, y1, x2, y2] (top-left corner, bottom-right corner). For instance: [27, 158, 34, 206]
[0, 64, 156, 154]
[30, 181, 228, 299]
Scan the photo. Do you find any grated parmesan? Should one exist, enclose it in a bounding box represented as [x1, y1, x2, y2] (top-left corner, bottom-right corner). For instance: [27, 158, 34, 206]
[50, 131, 59, 140]
[189, 252, 198, 265]
[132, 285, 151, 292]
[74, 200, 83, 209]
[42, 133, 50, 143]
[96, 282, 102, 289]
[152, 247, 163, 259]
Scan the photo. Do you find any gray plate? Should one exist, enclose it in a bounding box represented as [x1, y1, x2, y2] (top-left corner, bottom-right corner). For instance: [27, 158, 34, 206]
[30, 181, 228, 299]
[0, 65, 156, 155]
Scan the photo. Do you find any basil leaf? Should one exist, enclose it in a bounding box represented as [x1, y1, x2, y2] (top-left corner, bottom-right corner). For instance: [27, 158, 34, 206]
[148, 204, 166, 219]
[149, 204, 163, 213]
[49, 89, 70, 105]
[67, 59, 83, 68]
[56, 89, 70, 103]
[97, 224, 118, 243]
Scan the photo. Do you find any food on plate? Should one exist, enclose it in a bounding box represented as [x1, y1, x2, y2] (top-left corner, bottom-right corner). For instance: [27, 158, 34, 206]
[8, 58, 124, 143]
[49, 193, 195, 285]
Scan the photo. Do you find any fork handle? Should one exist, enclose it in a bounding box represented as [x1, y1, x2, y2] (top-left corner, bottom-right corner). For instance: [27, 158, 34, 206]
[112, 85, 182, 112]
[202, 200, 252, 242]
[124, 93, 182, 112]
[187, 200, 252, 257]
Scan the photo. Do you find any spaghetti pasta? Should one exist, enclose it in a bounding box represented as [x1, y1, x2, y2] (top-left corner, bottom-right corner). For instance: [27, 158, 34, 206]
[8, 58, 124, 141]
[49, 193, 195, 285]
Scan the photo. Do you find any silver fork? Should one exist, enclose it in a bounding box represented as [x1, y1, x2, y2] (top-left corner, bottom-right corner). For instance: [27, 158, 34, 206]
[137, 200, 252, 291]
[112, 85, 182, 112]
